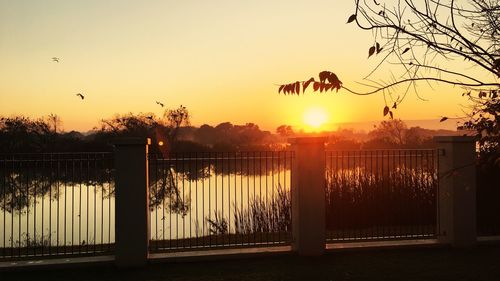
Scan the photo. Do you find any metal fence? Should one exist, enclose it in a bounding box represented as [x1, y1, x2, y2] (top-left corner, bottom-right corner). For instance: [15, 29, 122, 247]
[325, 149, 438, 242]
[0, 153, 114, 260]
[5, 146, 495, 261]
[477, 162, 500, 237]
[148, 151, 293, 252]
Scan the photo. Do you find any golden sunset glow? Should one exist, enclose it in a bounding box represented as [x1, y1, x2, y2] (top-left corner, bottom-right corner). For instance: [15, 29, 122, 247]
[303, 107, 328, 130]
[0, 1, 468, 132]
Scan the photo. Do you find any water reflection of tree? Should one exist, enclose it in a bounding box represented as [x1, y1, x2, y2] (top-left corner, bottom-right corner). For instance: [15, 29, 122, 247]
[1, 152, 293, 218]
[151, 152, 293, 181]
[149, 166, 190, 216]
[1, 172, 50, 213]
[0, 156, 114, 213]
[148, 153, 292, 216]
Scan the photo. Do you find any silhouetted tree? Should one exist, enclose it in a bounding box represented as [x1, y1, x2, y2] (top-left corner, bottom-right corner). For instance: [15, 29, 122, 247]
[276, 125, 295, 138]
[45, 113, 62, 134]
[0, 116, 52, 152]
[164, 105, 190, 148]
[368, 119, 408, 146]
[97, 105, 190, 153]
[461, 96, 499, 156]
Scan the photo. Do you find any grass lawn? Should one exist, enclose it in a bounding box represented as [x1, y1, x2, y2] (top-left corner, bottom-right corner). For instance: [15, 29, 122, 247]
[3, 244, 500, 281]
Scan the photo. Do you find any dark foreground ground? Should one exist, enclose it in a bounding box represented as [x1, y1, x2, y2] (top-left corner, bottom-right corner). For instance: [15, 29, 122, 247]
[2, 245, 500, 281]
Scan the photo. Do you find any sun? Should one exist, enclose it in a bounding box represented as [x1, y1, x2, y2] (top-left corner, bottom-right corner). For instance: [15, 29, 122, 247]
[303, 107, 328, 129]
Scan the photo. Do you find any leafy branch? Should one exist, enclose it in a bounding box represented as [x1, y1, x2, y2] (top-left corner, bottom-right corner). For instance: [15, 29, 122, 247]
[278, 0, 499, 117]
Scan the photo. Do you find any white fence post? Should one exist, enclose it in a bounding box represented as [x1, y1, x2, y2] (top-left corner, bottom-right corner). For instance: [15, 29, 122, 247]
[289, 137, 326, 256]
[434, 136, 477, 247]
[114, 138, 151, 267]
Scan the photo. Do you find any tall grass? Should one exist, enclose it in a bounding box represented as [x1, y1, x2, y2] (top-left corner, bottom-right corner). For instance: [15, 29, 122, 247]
[203, 184, 291, 236]
[232, 183, 291, 235]
[325, 164, 437, 239]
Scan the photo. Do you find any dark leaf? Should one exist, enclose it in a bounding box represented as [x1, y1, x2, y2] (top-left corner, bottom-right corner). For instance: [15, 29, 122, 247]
[284, 84, 291, 95]
[325, 84, 332, 91]
[383, 106, 389, 116]
[313, 82, 320, 91]
[401, 47, 410, 54]
[302, 78, 315, 92]
[376, 42, 381, 53]
[389, 111, 393, 119]
[319, 71, 330, 83]
[347, 14, 356, 24]
[440, 117, 448, 122]
[295, 81, 301, 95]
[278, 85, 285, 94]
[392, 102, 397, 109]
[368, 46, 376, 58]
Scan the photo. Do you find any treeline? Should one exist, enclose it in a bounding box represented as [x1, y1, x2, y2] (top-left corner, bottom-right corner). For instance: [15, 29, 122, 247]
[0, 112, 460, 153]
[0, 112, 278, 153]
[325, 119, 459, 150]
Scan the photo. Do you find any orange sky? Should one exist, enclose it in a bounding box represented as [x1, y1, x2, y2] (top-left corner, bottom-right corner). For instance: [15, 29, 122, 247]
[0, 0, 476, 132]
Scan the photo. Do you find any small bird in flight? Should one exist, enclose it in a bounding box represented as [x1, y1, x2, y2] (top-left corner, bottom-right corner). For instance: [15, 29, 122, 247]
[52, 57, 60, 63]
[76, 93, 85, 100]
[156, 101, 164, 107]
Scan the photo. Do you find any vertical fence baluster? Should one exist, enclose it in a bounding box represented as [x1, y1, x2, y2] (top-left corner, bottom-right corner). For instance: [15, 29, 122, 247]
[2, 155, 5, 258]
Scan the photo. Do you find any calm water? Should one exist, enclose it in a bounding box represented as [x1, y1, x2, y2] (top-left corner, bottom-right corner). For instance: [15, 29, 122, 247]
[1, 150, 437, 249]
[0, 168, 291, 248]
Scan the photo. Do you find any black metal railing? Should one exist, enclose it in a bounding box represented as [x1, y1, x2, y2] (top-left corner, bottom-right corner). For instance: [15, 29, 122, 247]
[477, 162, 500, 237]
[0, 153, 114, 260]
[148, 151, 293, 252]
[325, 149, 438, 242]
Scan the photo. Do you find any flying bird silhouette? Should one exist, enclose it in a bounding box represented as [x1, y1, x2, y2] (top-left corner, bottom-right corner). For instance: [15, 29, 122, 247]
[156, 101, 164, 107]
[52, 57, 60, 62]
[76, 93, 85, 100]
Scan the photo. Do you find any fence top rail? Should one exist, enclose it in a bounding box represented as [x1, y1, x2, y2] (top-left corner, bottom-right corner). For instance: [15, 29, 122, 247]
[150, 150, 292, 154]
[0, 152, 114, 162]
[0, 152, 113, 156]
[148, 157, 294, 162]
[325, 149, 439, 152]
[325, 150, 440, 160]
[148, 151, 295, 160]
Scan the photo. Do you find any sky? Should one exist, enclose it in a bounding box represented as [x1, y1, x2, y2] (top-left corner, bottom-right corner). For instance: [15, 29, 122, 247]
[0, 0, 474, 132]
